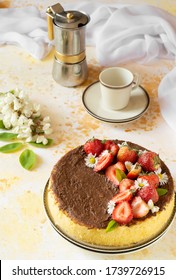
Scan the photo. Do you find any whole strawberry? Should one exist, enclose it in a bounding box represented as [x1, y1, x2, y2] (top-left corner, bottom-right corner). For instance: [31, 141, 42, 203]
[137, 184, 159, 203]
[104, 140, 119, 156]
[138, 151, 161, 172]
[117, 145, 138, 163]
[84, 138, 104, 156]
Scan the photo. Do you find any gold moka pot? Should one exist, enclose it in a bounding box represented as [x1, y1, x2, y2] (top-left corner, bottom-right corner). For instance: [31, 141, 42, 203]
[46, 3, 90, 87]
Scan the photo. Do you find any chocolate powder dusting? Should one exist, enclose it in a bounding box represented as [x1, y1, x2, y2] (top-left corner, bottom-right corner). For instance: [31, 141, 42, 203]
[51, 146, 117, 228]
[51, 140, 174, 229]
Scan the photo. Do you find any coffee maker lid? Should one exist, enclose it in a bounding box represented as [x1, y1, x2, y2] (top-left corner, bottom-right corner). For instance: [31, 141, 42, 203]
[54, 10, 90, 29]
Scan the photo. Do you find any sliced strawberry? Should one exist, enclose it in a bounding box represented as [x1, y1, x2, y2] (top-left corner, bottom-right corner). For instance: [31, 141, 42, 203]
[94, 150, 114, 172]
[125, 161, 133, 172]
[114, 161, 126, 173]
[138, 173, 159, 189]
[111, 189, 133, 204]
[105, 165, 120, 186]
[138, 151, 161, 172]
[105, 161, 126, 186]
[84, 138, 104, 156]
[117, 145, 138, 164]
[104, 140, 119, 156]
[119, 178, 134, 192]
[127, 163, 142, 179]
[112, 201, 133, 225]
[131, 196, 149, 218]
[137, 184, 159, 203]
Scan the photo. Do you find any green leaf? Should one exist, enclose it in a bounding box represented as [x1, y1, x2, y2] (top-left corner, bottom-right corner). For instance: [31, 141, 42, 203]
[157, 188, 168, 196]
[29, 138, 53, 148]
[0, 132, 18, 141]
[116, 168, 126, 182]
[19, 149, 37, 170]
[9, 89, 15, 94]
[106, 220, 119, 233]
[0, 142, 23, 153]
[0, 120, 5, 129]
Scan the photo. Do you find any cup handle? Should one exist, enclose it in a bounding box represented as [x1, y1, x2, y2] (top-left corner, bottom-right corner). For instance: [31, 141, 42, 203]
[132, 73, 140, 89]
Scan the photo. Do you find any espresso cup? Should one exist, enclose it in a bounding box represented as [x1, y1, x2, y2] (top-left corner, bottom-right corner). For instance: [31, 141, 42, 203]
[99, 67, 140, 110]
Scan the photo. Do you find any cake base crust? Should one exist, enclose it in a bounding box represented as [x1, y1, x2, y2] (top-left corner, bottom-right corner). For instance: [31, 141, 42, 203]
[45, 183, 175, 248]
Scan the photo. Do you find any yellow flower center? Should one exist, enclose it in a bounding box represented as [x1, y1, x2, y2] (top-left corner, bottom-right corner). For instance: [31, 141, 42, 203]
[89, 157, 95, 164]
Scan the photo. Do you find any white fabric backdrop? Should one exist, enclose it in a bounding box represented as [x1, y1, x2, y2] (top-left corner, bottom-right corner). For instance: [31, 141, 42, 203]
[0, 1, 176, 132]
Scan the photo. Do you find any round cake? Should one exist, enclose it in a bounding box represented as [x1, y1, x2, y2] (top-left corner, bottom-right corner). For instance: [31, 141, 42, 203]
[46, 139, 175, 249]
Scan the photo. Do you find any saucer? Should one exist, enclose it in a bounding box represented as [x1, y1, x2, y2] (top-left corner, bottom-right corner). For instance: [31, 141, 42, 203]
[82, 81, 150, 123]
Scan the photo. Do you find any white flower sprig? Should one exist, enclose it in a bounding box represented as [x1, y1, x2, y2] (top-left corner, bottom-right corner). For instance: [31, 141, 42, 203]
[0, 89, 52, 145]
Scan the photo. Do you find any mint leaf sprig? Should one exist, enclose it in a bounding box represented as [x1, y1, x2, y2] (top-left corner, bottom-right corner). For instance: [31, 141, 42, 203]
[0, 133, 53, 171]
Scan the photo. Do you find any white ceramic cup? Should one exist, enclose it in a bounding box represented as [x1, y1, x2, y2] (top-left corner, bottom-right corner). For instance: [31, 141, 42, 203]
[99, 67, 140, 110]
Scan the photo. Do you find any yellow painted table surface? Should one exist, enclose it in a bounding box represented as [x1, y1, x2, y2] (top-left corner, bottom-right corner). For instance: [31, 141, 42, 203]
[0, 0, 176, 260]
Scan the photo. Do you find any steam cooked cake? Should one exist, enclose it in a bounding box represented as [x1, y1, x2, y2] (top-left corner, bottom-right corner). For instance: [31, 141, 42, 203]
[47, 139, 175, 248]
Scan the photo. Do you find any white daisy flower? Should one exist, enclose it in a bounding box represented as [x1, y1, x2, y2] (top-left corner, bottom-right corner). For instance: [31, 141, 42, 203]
[148, 199, 160, 213]
[155, 168, 168, 185]
[134, 178, 149, 190]
[85, 153, 98, 168]
[107, 200, 115, 215]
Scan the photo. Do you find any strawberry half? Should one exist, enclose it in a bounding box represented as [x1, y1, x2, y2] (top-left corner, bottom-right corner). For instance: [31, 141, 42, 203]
[84, 138, 104, 156]
[119, 178, 134, 192]
[111, 189, 133, 204]
[127, 163, 142, 179]
[94, 150, 114, 172]
[112, 201, 133, 225]
[105, 161, 126, 186]
[138, 173, 159, 189]
[138, 151, 161, 172]
[137, 184, 159, 203]
[131, 196, 149, 218]
[104, 140, 119, 156]
[114, 161, 126, 173]
[117, 145, 138, 163]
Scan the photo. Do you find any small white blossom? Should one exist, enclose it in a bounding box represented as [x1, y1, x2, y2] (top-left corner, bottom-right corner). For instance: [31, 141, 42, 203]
[155, 168, 168, 185]
[118, 141, 128, 148]
[36, 135, 48, 145]
[138, 149, 148, 156]
[85, 153, 98, 168]
[43, 123, 51, 131]
[148, 199, 160, 213]
[43, 116, 50, 123]
[107, 200, 115, 215]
